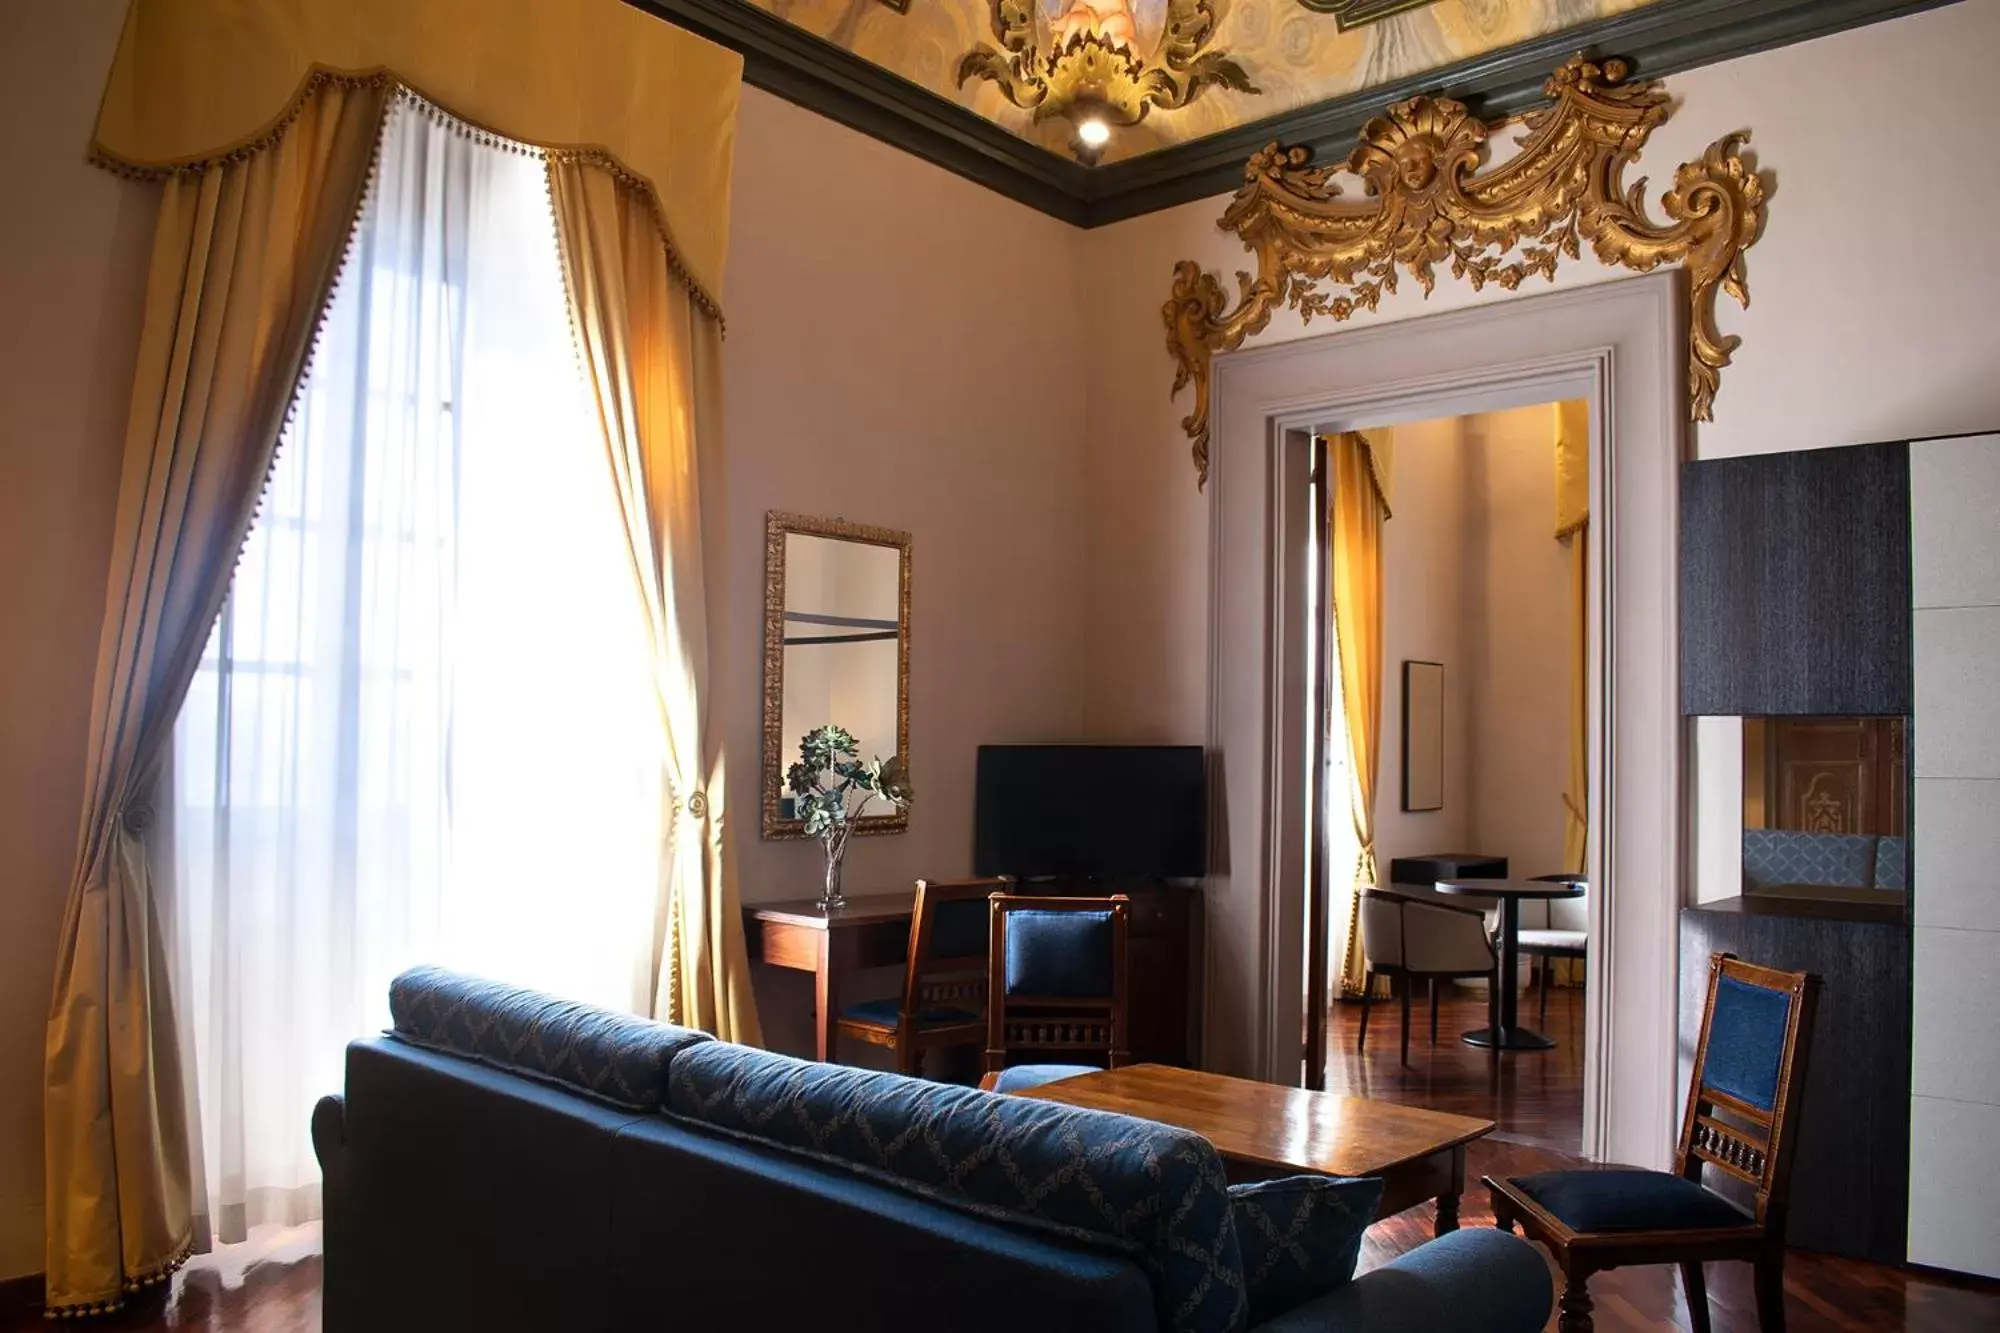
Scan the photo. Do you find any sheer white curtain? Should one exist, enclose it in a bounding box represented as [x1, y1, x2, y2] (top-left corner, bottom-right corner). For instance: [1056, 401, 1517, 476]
[165, 99, 665, 1243]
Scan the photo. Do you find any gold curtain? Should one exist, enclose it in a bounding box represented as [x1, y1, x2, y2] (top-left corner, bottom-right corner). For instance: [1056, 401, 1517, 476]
[547, 160, 762, 1045]
[1553, 400, 1590, 990]
[91, 0, 742, 304]
[1327, 430, 1393, 997]
[1553, 400, 1589, 875]
[45, 76, 393, 1316]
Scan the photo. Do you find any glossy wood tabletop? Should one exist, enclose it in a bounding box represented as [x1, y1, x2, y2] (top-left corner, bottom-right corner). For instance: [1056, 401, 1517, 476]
[1018, 1063, 1494, 1176]
[745, 890, 918, 929]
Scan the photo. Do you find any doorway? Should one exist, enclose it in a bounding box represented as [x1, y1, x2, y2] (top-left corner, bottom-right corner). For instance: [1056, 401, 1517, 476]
[1200, 272, 1686, 1170]
[1303, 403, 1592, 1156]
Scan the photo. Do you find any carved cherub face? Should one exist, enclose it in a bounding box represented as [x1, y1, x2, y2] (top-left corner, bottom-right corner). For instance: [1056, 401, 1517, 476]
[1393, 135, 1440, 191]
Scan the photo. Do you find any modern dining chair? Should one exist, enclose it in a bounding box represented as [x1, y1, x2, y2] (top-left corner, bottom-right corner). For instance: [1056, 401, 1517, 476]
[1357, 887, 1500, 1065]
[1485, 953, 1819, 1333]
[978, 894, 1129, 1094]
[1518, 873, 1588, 1023]
[834, 876, 1014, 1075]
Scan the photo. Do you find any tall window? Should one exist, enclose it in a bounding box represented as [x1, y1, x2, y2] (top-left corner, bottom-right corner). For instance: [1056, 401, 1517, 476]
[166, 101, 664, 1242]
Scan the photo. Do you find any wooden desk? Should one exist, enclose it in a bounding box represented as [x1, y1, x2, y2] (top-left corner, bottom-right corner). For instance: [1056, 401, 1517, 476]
[1018, 1064, 1493, 1234]
[744, 892, 915, 1062]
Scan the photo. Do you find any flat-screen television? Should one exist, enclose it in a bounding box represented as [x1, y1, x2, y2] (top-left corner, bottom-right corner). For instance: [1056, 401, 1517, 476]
[973, 745, 1206, 880]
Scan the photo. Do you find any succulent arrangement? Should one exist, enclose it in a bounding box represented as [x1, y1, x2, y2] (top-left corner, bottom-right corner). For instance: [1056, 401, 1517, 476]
[787, 724, 912, 908]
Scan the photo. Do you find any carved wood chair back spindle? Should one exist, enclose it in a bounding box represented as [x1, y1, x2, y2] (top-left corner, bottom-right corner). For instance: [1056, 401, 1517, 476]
[832, 876, 1015, 1074]
[1484, 952, 1819, 1333]
[983, 894, 1131, 1076]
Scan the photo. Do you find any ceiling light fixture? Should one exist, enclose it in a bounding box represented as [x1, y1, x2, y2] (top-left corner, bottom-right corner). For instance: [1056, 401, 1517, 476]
[1077, 118, 1111, 148]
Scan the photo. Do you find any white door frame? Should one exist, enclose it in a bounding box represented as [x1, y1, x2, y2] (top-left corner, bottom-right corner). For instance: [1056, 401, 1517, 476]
[1201, 272, 1687, 1168]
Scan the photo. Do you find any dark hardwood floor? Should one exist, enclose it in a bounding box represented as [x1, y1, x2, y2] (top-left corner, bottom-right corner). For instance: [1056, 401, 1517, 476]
[4, 984, 1991, 1331]
[1333, 982, 2000, 1332]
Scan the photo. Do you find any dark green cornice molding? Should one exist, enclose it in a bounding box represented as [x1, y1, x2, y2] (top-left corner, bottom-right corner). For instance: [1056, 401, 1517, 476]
[627, 0, 1963, 228]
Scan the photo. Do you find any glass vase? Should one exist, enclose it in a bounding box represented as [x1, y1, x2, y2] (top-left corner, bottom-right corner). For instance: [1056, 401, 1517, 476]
[817, 825, 849, 911]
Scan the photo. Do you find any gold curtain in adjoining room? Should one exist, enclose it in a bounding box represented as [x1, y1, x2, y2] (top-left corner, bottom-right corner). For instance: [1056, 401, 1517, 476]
[43, 76, 393, 1316]
[1553, 399, 1589, 876]
[1554, 398, 1590, 991]
[1327, 430, 1393, 998]
[547, 160, 762, 1046]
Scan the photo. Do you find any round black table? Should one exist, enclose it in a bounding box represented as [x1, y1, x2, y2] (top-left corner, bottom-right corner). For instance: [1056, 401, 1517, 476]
[1436, 877, 1585, 1051]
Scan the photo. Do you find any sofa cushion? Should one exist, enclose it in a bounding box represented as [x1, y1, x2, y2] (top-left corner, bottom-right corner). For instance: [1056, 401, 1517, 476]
[1510, 1168, 1752, 1233]
[1228, 1175, 1382, 1324]
[990, 1064, 1102, 1093]
[387, 966, 710, 1111]
[666, 1043, 1246, 1333]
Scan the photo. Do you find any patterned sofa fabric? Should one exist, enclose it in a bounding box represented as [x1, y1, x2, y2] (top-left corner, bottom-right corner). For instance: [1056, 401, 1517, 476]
[387, 966, 711, 1111]
[665, 1042, 1248, 1333]
[1739, 830, 1879, 891]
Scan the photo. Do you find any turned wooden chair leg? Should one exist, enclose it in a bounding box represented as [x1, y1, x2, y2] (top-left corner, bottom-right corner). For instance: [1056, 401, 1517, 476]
[1357, 972, 1373, 1053]
[1398, 974, 1412, 1067]
[1558, 1267, 1595, 1333]
[1429, 978, 1439, 1045]
[1676, 1261, 1712, 1333]
[1754, 1250, 1788, 1333]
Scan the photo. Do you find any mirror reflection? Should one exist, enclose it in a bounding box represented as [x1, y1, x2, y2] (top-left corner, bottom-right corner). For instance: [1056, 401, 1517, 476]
[1740, 716, 1907, 907]
[762, 514, 910, 838]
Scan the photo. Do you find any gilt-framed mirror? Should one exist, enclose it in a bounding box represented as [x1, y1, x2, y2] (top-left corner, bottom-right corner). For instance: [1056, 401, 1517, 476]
[761, 512, 912, 839]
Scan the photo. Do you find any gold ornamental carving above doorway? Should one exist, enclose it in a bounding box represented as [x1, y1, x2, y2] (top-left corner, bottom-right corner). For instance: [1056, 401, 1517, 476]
[1162, 55, 1768, 489]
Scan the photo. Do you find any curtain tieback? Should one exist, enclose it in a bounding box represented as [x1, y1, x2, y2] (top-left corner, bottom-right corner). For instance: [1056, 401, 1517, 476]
[679, 790, 709, 820]
[121, 798, 156, 835]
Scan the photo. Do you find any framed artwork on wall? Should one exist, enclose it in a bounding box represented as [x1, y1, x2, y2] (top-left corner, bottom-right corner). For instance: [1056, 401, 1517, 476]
[1402, 659, 1444, 812]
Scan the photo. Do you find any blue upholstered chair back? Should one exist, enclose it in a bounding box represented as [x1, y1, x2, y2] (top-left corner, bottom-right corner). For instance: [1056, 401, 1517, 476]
[1005, 909, 1116, 997]
[986, 895, 1131, 1075]
[1677, 953, 1817, 1219]
[889, 876, 1014, 1032]
[1699, 975, 1791, 1113]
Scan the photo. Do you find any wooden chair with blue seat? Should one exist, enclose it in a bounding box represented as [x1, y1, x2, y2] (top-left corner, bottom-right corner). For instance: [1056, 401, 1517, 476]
[977, 894, 1129, 1095]
[1485, 952, 1818, 1333]
[833, 876, 1014, 1074]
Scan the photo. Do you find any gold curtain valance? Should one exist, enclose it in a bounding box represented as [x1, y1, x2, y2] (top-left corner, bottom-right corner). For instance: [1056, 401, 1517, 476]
[1554, 399, 1589, 538]
[91, 0, 743, 304]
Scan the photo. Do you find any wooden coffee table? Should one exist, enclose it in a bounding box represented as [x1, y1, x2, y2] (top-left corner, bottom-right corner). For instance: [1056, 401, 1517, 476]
[1016, 1064, 1493, 1235]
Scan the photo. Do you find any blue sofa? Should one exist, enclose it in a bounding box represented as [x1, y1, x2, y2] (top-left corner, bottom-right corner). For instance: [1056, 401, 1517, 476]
[313, 968, 1551, 1332]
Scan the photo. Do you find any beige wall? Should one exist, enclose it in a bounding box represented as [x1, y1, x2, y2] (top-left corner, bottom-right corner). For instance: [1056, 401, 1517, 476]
[1370, 408, 1570, 882]
[1374, 418, 1472, 871]
[0, 0, 156, 1282]
[1460, 405, 1571, 881]
[722, 88, 1092, 1050]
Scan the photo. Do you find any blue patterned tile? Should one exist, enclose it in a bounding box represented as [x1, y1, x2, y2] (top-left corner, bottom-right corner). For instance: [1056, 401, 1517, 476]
[1741, 831, 1878, 891]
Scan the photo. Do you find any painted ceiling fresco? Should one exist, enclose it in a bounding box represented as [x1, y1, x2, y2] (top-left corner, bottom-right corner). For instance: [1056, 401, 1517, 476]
[750, 0, 1666, 163]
